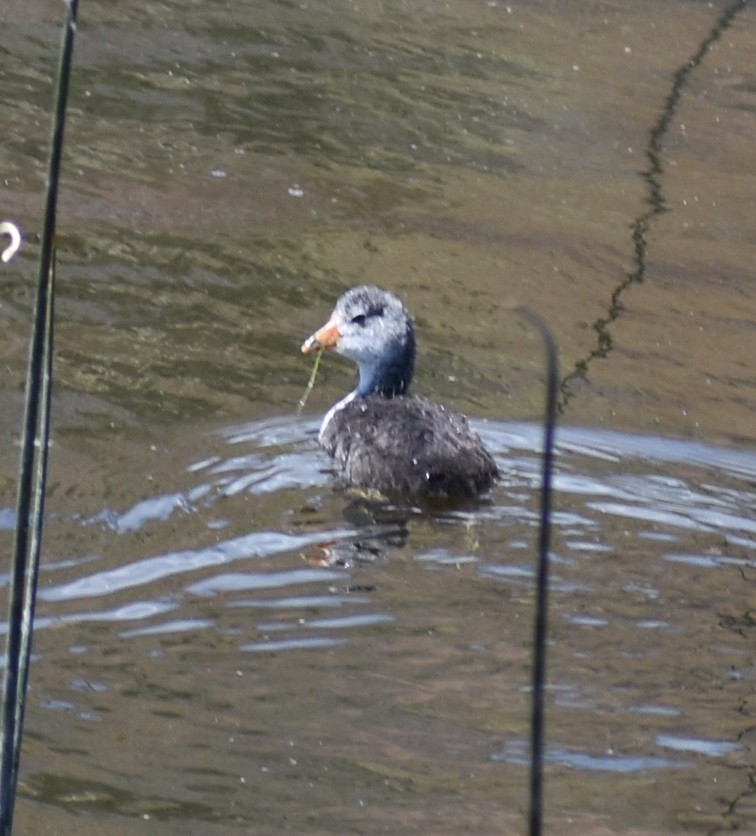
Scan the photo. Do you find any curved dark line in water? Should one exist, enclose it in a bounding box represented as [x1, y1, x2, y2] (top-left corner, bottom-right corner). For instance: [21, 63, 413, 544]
[718, 762, 756, 832]
[557, 0, 748, 412]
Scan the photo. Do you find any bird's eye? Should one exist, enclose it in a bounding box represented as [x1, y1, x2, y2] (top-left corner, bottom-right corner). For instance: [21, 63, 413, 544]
[351, 314, 367, 326]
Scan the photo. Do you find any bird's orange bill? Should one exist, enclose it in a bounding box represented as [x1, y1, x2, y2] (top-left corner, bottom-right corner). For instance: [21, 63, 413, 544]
[301, 318, 341, 353]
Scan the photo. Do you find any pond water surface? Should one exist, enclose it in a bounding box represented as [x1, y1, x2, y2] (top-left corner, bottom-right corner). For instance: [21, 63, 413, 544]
[1, 0, 754, 833]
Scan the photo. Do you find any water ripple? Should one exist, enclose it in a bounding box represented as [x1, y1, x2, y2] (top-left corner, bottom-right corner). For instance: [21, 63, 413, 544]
[39, 530, 351, 602]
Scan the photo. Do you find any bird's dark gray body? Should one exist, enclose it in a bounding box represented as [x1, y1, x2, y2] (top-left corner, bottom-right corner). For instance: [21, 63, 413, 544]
[321, 393, 497, 498]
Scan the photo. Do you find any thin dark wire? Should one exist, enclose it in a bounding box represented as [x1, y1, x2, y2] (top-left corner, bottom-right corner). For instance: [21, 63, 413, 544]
[516, 308, 558, 836]
[18, 250, 56, 733]
[0, 1, 79, 831]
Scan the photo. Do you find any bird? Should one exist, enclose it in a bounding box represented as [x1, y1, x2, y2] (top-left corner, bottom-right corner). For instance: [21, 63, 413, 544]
[301, 285, 498, 500]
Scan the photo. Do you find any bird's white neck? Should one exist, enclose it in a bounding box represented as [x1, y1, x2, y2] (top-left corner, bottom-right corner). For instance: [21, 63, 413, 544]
[319, 389, 357, 442]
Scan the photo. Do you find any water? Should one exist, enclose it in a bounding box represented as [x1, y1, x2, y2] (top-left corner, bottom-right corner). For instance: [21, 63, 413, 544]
[3, 419, 753, 833]
[1, 0, 754, 833]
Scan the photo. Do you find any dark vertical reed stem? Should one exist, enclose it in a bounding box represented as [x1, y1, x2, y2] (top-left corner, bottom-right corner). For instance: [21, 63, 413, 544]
[517, 309, 558, 836]
[0, 2, 79, 832]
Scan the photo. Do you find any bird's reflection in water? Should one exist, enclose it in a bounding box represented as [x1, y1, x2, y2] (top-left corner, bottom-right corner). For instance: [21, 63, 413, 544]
[305, 495, 411, 568]
[304, 488, 493, 569]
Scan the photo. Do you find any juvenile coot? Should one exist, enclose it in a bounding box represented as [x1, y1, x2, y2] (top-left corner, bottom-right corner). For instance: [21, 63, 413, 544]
[301, 285, 498, 499]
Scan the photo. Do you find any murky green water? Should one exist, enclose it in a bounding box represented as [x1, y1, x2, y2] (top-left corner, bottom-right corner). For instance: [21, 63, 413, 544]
[1, 0, 754, 833]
